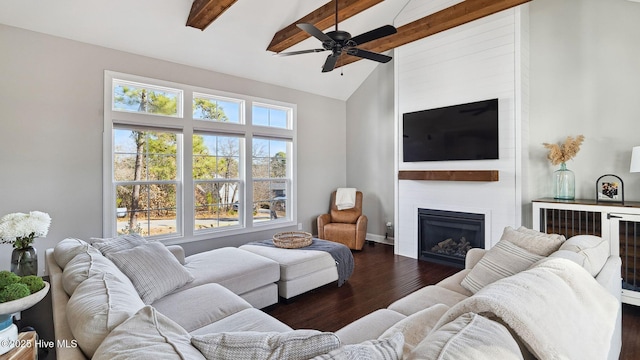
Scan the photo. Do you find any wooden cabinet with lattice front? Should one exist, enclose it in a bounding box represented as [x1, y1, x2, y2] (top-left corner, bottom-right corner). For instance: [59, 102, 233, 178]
[533, 198, 640, 305]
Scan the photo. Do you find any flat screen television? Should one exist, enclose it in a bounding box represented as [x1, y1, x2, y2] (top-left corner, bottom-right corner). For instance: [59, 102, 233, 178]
[402, 98, 499, 162]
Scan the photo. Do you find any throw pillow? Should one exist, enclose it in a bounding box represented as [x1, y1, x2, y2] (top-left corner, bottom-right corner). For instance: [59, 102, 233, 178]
[106, 241, 194, 304]
[461, 240, 544, 294]
[67, 273, 145, 358]
[557, 235, 609, 276]
[53, 238, 90, 268]
[191, 330, 340, 360]
[90, 233, 148, 256]
[499, 226, 565, 256]
[93, 306, 206, 360]
[408, 313, 523, 360]
[311, 332, 404, 360]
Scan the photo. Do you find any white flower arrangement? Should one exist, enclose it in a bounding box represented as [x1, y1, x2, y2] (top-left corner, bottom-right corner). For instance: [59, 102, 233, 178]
[0, 211, 51, 249]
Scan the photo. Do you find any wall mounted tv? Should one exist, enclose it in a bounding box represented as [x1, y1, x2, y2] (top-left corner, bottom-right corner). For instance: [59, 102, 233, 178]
[402, 98, 499, 162]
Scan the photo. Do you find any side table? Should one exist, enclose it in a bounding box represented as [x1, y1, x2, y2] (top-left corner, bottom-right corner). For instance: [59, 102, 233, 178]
[0, 331, 37, 360]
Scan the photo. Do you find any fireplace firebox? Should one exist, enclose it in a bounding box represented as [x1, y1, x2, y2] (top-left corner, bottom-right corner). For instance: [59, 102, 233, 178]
[418, 209, 485, 268]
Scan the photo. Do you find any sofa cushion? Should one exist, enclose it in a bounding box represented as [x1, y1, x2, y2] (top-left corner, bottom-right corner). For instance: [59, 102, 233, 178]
[93, 305, 206, 360]
[500, 226, 565, 256]
[388, 285, 468, 316]
[91, 233, 148, 255]
[461, 240, 544, 294]
[67, 272, 145, 358]
[190, 308, 293, 335]
[61, 244, 129, 296]
[53, 238, 90, 268]
[379, 304, 450, 358]
[312, 332, 404, 360]
[152, 283, 252, 332]
[556, 235, 609, 276]
[409, 312, 523, 360]
[183, 247, 280, 296]
[107, 241, 194, 304]
[191, 330, 340, 360]
[436, 269, 473, 297]
[335, 309, 407, 345]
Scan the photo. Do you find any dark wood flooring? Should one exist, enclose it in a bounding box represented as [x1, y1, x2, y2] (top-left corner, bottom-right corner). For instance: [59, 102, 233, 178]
[267, 242, 640, 359]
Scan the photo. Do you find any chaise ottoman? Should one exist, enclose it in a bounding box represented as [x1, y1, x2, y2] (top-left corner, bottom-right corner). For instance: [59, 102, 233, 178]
[239, 244, 339, 300]
[181, 247, 281, 309]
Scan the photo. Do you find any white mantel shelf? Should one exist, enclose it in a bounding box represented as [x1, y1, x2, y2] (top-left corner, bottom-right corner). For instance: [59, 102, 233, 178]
[398, 170, 500, 182]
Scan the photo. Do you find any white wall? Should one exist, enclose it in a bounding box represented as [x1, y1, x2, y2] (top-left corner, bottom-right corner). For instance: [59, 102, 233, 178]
[0, 24, 347, 274]
[346, 56, 396, 243]
[394, 3, 529, 258]
[528, 0, 640, 204]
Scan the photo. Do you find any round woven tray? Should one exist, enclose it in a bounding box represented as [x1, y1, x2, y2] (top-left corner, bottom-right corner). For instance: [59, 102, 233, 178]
[273, 231, 313, 249]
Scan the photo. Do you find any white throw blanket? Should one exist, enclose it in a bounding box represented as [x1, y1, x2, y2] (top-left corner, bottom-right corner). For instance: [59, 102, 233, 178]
[335, 188, 357, 210]
[433, 257, 619, 360]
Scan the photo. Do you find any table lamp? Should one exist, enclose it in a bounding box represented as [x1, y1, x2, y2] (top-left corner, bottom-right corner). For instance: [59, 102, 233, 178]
[631, 146, 640, 173]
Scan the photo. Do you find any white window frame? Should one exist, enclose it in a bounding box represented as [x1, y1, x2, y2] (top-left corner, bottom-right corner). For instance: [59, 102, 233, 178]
[103, 71, 297, 244]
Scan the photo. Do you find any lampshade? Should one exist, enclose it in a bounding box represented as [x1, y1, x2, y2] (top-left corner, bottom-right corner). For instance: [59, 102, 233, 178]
[631, 146, 640, 173]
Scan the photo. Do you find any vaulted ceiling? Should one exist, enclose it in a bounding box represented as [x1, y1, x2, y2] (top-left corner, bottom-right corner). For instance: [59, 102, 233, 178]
[0, 0, 529, 100]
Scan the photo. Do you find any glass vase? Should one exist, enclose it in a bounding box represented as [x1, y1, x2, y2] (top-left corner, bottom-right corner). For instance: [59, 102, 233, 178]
[553, 162, 575, 200]
[11, 246, 38, 276]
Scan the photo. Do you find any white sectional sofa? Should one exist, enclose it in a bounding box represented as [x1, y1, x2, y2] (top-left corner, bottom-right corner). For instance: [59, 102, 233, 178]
[45, 228, 622, 359]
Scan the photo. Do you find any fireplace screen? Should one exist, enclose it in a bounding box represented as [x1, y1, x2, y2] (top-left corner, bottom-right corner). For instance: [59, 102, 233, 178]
[418, 209, 485, 268]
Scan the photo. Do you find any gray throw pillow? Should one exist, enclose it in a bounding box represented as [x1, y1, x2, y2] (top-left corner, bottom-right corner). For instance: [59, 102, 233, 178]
[106, 242, 194, 304]
[311, 332, 404, 360]
[91, 233, 148, 256]
[461, 240, 544, 294]
[191, 330, 340, 360]
[500, 226, 565, 256]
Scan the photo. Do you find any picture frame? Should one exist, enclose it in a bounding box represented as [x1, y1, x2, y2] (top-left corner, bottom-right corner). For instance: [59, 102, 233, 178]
[596, 174, 624, 204]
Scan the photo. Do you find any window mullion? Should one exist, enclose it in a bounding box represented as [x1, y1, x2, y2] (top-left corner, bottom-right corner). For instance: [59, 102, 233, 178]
[183, 127, 193, 239]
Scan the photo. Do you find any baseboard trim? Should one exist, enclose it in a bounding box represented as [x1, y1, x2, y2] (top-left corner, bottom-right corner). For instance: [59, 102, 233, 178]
[312, 233, 394, 246]
[366, 233, 394, 246]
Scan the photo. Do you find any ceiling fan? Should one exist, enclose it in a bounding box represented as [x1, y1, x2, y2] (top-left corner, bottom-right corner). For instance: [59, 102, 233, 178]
[276, 0, 397, 73]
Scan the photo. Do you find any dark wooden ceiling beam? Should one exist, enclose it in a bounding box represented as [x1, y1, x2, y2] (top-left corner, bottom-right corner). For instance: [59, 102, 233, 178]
[267, 0, 383, 53]
[336, 0, 532, 68]
[186, 0, 238, 31]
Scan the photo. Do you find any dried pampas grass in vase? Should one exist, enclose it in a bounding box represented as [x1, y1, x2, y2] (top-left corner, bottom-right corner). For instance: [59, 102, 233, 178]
[543, 135, 584, 200]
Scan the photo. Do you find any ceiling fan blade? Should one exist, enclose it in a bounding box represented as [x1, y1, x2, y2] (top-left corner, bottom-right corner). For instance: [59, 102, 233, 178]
[298, 23, 334, 44]
[322, 53, 340, 73]
[275, 48, 327, 57]
[350, 25, 397, 46]
[348, 48, 392, 63]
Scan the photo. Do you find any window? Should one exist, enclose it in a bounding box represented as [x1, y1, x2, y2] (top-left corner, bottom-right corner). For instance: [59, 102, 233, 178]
[104, 72, 296, 242]
[193, 93, 242, 123]
[194, 134, 242, 230]
[252, 137, 290, 224]
[113, 129, 180, 236]
[253, 104, 289, 129]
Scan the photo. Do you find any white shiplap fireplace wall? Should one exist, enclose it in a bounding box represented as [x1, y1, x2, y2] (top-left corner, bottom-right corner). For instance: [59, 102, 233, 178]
[394, 1, 530, 258]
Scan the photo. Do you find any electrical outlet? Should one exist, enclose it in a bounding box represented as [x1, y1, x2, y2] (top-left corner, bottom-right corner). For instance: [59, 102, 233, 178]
[298, 223, 303, 230]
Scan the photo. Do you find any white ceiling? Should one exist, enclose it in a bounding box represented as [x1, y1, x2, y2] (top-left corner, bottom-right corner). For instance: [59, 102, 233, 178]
[0, 0, 412, 100]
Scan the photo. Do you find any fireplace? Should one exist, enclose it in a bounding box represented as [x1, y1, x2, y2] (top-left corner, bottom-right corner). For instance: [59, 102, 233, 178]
[418, 209, 485, 268]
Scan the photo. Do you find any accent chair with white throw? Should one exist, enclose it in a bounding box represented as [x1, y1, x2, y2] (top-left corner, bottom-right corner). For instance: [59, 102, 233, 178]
[317, 189, 368, 250]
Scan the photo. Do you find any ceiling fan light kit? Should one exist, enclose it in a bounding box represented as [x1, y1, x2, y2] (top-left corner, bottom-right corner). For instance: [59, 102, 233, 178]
[276, 0, 397, 73]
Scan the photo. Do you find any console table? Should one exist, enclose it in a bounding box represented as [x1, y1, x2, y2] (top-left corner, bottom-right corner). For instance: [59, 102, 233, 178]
[0, 331, 36, 360]
[532, 198, 640, 305]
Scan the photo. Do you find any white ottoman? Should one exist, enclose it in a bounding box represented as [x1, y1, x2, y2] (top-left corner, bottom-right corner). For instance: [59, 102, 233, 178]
[239, 244, 339, 300]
